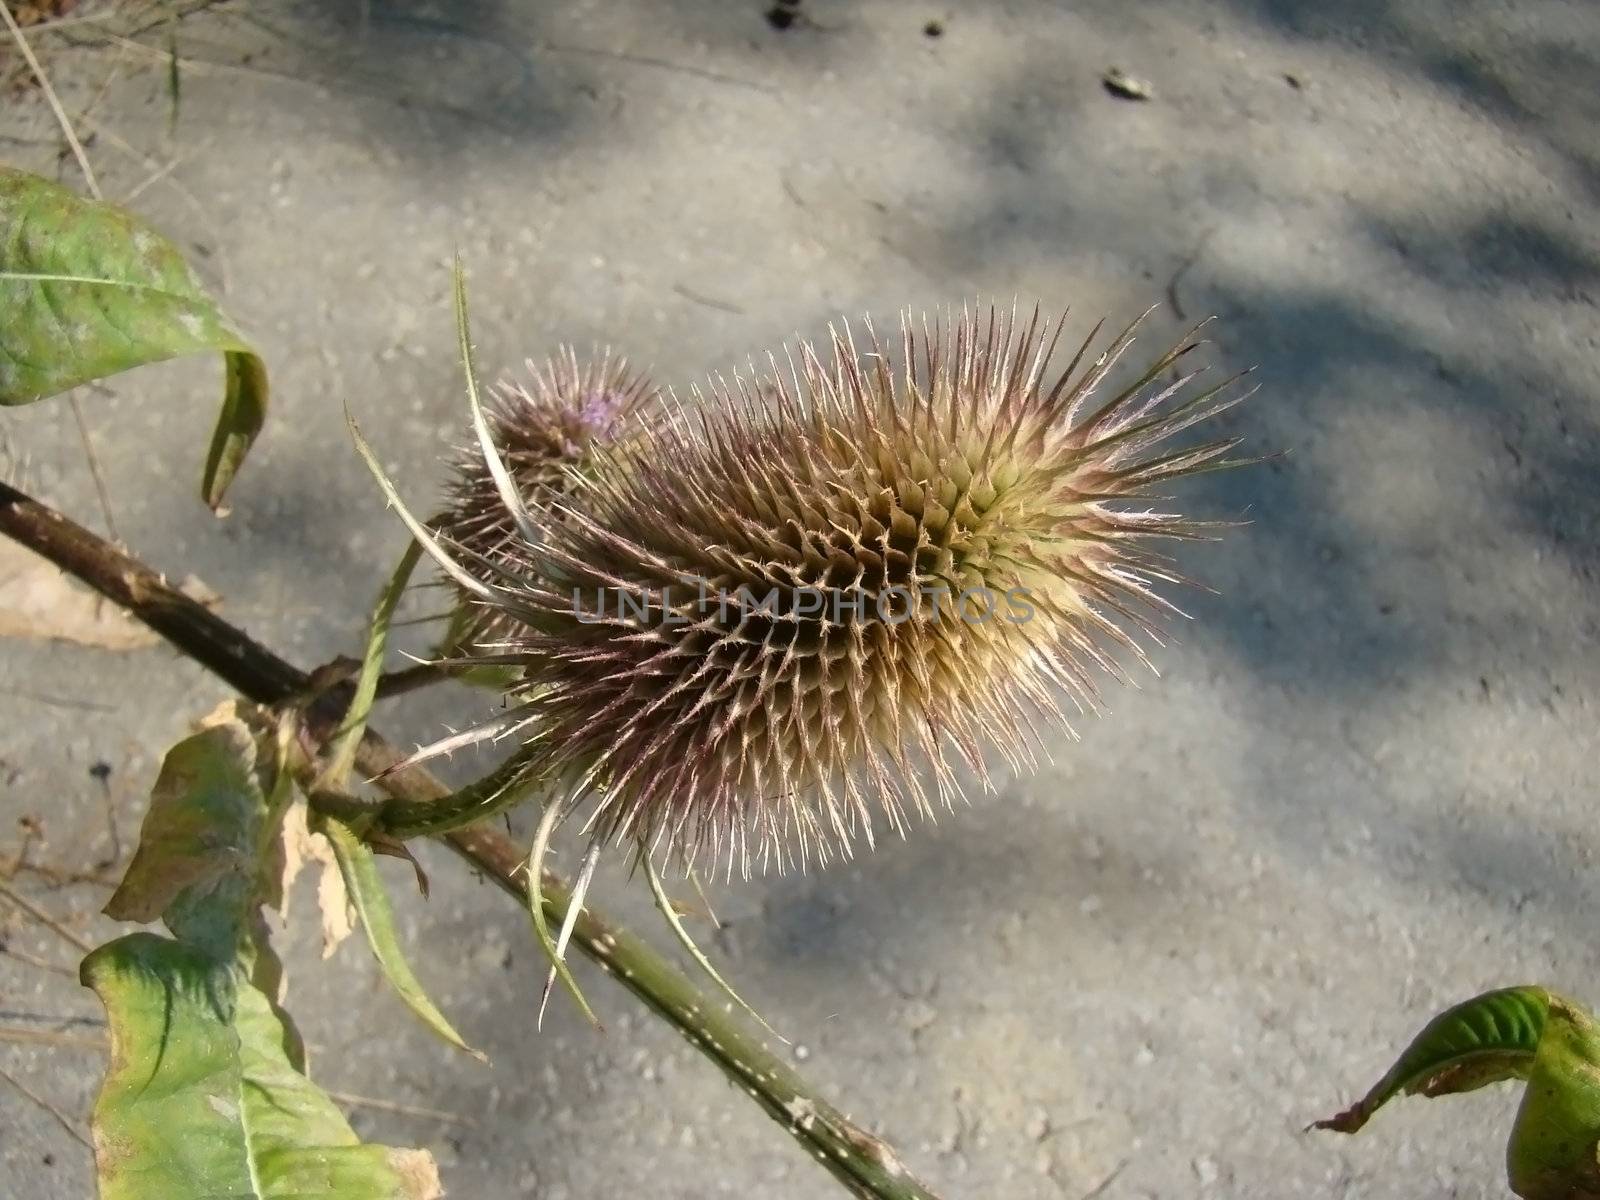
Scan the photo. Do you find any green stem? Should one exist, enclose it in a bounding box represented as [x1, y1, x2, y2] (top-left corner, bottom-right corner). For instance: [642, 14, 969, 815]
[0, 479, 948, 1200]
[377, 740, 544, 838]
[315, 537, 422, 791]
[444, 824, 942, 1200]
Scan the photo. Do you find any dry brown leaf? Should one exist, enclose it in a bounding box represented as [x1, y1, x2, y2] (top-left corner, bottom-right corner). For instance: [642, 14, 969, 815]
[315, 845, 356, 959]
[15, 1, 79, 27]
[0, 540, 221, 649]
[277, 800, 356, 959]
[0, 538, 156, 649]
[195, 697, 245, 732]
[387, 1148, 444, 1200]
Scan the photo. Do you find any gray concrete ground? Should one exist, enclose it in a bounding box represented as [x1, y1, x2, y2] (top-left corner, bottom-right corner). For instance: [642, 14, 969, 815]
[2, 1, 1598, 1196]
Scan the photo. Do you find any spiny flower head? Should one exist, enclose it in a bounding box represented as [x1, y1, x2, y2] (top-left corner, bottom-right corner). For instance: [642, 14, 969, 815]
[440, 347, 655, 559]
[435, 348, 656, 648]
[455, 306, 1252, 876]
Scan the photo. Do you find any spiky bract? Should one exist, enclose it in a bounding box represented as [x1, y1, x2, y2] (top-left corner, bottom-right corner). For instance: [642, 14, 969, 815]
[454, 307, 1250, 876]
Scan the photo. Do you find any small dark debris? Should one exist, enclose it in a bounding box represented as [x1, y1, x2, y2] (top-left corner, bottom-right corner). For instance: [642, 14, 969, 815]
[1378, 602, 1395, 616]
[1284, 72, 1303, 89]
[1102, 68, 1152, 101]
[89, 761, 112, 784]
[923, 19, 944, 38]
[10, 1, 78, 30]
[42, 1154, 55, 1168]
[765, 0, 802, 30]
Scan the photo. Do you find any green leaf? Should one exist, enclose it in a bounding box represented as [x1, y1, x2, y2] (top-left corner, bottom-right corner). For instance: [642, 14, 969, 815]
[1317, 986, 1600, 1200]
[87, 715, 440, 1198]
[1508, 995, 1600, 1200]
[0, 167, 268, 511]
[318, 814, 486, 1062]
[82, 932, 441, 1200]
[105, 720, 271, 959]
[201, 350, 270, 513]
[1314, 986, 1550, 1135]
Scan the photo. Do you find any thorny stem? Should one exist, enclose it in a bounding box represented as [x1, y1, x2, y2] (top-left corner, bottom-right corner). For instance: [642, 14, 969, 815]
[378, 740, 544, 839]
[0, 479, 947, 1200]
[373, 660, 454, 699]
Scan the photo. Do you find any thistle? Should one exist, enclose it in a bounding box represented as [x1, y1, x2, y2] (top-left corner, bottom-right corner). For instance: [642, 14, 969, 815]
[354, 282, 1255, 1028]
[434, 348, 656, 652]
[451, 306, 1250, 873]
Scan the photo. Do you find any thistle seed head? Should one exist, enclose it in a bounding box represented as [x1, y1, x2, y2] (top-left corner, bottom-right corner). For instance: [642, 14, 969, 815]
[435, 348, 657, 647]
[459, 305, 1252, 876]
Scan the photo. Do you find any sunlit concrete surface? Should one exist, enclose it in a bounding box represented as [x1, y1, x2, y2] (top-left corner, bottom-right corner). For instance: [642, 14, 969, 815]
[2, 2, 1597, 1196]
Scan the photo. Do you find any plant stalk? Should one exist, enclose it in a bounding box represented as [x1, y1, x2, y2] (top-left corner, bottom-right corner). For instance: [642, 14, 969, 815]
[0, 479, 946, 1200]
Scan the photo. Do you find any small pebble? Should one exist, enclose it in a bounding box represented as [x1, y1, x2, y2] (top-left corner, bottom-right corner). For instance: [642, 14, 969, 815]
[1103, 67, 1152, 101]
